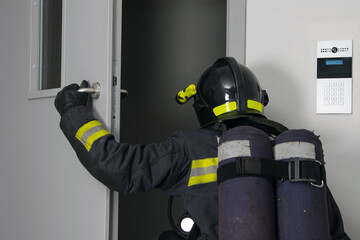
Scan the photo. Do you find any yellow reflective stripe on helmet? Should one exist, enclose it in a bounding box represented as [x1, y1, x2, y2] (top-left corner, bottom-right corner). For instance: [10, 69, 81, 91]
[75, 120, 110, 152]
[213, 101, 237, 116]
[247, 99, 263, 112]
[188, 157, 218, 187]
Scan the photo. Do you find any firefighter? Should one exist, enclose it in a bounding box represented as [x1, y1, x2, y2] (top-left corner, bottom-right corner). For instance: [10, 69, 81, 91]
[55, 57, 349, 240]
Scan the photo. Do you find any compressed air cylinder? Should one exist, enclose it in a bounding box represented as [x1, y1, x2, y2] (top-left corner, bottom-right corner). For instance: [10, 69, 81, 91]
[274, 129, 330, 240]
[217, 126, 276, 240]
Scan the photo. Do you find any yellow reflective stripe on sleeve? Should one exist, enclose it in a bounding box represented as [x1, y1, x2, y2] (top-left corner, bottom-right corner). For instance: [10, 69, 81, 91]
[84, 129, 110, 151]
[247, 99, 263, 112]
[188, 157, 218, 187]
[213, 101, 237, 116]
[75, 120, 110, 152]
[188, 173, 217, 187]
[76, 120, 102, 141]
[191, 157, 218, 169]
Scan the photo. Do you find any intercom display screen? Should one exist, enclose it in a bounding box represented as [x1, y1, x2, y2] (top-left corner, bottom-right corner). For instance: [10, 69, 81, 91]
[317, 57, 352, 78]
[325, 59, 343, 65]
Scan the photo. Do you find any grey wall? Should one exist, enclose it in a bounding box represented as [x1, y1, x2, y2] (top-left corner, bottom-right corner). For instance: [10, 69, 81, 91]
[119, 0, 226, 239]
[243, 0, 360, 238]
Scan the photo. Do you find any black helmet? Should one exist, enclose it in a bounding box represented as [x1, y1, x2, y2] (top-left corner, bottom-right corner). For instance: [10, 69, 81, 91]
[176, 57, 269, 128]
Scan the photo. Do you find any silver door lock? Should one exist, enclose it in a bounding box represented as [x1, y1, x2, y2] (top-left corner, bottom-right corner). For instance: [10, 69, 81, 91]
[78, 82, 101, 99]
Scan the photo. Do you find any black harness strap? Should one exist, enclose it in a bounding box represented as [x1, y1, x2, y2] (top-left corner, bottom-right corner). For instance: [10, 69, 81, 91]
[217, 157, 326, 186]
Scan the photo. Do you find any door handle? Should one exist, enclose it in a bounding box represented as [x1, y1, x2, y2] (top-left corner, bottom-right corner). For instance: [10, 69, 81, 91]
[121, 89, 128, 99]
[78, 81, 129, 100]
[78, 82, 101, 99]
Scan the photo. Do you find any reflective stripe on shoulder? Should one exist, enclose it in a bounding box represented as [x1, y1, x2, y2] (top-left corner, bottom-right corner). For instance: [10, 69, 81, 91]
[75, 120, 110, 152]
[188, 157, 218, 187]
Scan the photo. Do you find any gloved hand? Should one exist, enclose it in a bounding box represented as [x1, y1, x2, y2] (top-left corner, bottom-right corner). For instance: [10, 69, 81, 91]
[54, 80, 90, 116]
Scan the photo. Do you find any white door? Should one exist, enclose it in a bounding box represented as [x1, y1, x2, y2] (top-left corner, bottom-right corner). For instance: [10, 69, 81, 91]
[62, 0, 119, 239]
[0, 0, 119, 239]
[64, 0, 113, 121]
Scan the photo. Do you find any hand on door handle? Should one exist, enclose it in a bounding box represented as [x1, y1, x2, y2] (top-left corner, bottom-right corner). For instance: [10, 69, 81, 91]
[78, 81, 101, 99]
[54, 80, 90, 116]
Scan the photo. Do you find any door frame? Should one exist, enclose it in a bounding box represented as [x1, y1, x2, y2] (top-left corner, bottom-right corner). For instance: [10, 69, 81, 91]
[109, 1, 122, 239]
[226, 0, 246, 64]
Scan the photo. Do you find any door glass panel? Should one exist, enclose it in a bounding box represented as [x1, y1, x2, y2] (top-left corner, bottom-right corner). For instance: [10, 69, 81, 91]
[38, 0, 62, 90]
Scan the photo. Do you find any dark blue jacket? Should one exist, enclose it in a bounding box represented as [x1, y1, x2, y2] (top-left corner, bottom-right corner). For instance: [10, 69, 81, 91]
[60, 106, 349, 240]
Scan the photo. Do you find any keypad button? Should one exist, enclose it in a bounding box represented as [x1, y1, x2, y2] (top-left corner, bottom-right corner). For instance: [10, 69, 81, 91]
[322, 81, 347, 108]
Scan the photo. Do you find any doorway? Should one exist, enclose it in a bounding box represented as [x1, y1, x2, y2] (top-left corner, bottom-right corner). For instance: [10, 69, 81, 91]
[120, 0, 226, 238]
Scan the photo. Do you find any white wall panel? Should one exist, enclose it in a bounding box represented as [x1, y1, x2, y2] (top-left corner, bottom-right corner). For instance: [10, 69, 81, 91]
[243, 1, 360, 238]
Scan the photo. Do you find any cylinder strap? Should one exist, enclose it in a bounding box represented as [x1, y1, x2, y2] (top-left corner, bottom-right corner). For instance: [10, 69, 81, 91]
[217, 157, 326, 187]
